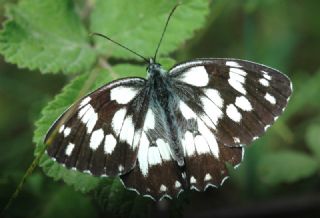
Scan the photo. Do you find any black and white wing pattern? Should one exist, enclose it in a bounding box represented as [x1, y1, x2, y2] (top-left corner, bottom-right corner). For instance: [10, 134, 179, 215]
[173, 98, 244, 191]
[120, 102, 186, 199]
[169, 58, 292, 147]
[45, 78, 148, 177]
[120, 86, 244, 198]
[165, 58, 291, 191]
[45, 57, 292, 201]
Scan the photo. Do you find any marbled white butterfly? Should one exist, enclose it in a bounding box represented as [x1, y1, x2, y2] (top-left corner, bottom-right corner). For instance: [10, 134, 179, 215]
[44, 5, 292, 200]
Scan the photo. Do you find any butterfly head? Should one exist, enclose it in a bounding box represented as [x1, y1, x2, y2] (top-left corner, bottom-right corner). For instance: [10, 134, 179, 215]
[146, 58, 165, 78]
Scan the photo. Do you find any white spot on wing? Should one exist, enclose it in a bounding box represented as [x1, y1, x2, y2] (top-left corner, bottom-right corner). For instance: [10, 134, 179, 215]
[112, 108, 127, 136]
[235, 96, 253, 111]
[90, 129, 104, 150]
[265, 93, 276, 104]
[194, 135, 211, 154]
[182, 172, 186, 179]
[201, 97, 223, 126]
[132, 129, 142, 149]
[190, 176, 196, 184]
[226, 61, 242, 68]
[226, 104, 242, 122]
[182, 131, 196, 156]
[259, 78, 270, 87]
[59, 125, 65, 133]
[119, 116, 135, 145]
[144, 108, 155, 130]
[179, 66, 209, 87]
[200, 114, 216, 130]
[204, 88, 224, 108]
[233, 137, 240, 143]
[86, 114, 98, 134]
[138, 132, 149, 176]
[175, 180, 181, 188]
[63, 127, 71, 137]
[228, 81, 246, 95]
[204, 173, 212, 181]
[110, 86, 139, 104]
[179, 101, 197, 120]
[104, 134, 117, 154]
[79, 104, 98, 134]
[79, 96, 91, 108]
[65, 143, 75, 156]
[160, 184, 167, 192]
[118, 165, 124, 172]
[197, 118, 219, 158]
[156, 139, 171, 161]
[228, 69, 246, 95]
[78, 104, 89, 118]
[262, 71, 272, 80]
[148, 146, 162, 166]
[230, 67, 247, 77]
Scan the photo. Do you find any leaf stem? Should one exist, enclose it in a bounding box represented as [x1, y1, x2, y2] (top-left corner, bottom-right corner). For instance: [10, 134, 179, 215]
[1, 144, 46, 215]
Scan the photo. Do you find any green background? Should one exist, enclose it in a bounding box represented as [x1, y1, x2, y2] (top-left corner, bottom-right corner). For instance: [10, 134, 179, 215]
[1, 0, 320, 217]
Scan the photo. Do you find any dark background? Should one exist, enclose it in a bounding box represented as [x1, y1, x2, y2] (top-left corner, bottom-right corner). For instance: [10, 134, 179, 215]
[1, 0, 320, 217]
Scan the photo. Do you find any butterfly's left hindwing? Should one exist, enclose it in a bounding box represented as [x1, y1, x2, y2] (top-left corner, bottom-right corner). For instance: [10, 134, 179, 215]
[45, 78, 147, 177]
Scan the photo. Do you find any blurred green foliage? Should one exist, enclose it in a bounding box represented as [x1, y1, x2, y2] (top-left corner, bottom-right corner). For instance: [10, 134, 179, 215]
[0, 0, 320, 217]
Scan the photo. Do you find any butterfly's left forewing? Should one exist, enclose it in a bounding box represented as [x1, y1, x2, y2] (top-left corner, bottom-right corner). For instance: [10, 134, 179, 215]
[45, 78, 147, 177]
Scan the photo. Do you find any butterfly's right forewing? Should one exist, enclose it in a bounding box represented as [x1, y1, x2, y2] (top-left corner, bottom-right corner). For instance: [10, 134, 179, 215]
[169, 59, 292, 147]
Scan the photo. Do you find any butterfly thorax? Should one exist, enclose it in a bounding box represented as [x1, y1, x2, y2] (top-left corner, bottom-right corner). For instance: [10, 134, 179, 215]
[146, 61, 185, 167]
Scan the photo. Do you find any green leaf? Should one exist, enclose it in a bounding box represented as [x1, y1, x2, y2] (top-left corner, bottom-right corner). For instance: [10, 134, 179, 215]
[34, 73, 101, 193]
[258, 151, 318, 185]
[0, 0, 96, 74]
[282, 71, 320, 121]
[306, 124, 320, 160]
[90, 0, 209, 59]
[40, 186, 97, 218]
[95, 178, 152, 217]
[33, 63, 146, 193]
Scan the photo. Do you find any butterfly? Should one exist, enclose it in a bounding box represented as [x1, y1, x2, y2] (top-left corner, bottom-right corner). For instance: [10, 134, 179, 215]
[44, 5, 292, 201]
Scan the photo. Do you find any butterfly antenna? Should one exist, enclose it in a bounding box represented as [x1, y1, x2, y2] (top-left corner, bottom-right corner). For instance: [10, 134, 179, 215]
[153, 3, 181, 62]
[91, 32, 149, 63]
